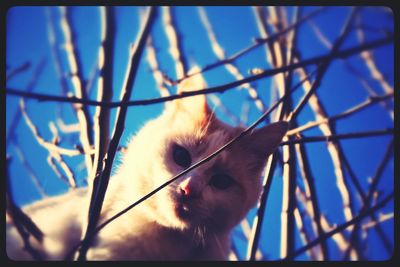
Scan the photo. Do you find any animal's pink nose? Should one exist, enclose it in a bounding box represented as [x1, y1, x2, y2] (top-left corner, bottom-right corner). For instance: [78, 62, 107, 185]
[180, 185, 191, 196]
[178, 178, 198, 198]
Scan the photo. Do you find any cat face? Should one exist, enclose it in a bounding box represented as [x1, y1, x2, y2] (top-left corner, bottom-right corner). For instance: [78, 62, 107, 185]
[117, 72, 288, 235]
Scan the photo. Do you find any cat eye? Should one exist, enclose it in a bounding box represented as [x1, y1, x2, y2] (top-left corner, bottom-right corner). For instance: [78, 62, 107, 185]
[173, 144, 192, 168]
[209, 173, 234, 190]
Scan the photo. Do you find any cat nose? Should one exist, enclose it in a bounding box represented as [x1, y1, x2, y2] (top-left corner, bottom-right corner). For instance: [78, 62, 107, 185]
[179, 185, 191, 197]
[178, 177, 199, 198]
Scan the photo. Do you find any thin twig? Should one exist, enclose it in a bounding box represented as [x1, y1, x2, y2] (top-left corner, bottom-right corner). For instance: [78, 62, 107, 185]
[146, 35, 172, 97]
[198, 6, 267, 113]
[162, 6, 187, 80]
[293, 206, 319, 260]
[307, 17, 394, 120]
[280, 128, 394, 146]
[7, 34, 393, 108]
[286, 92, 393, 136]
[290, 7, 359, 121]
[6, 61, 31, 81]
[282, 191, 394, 260]
[247, 153, 279, 260]
[6, 59, 47, 150]
[48, 121, 77, 188]
[294, 142, 329, 259]
[296, 187, 358, 258]
[87, 7, 115, 220]
[6, 157, 44, 260]
[355, 15, 393, 95]
[59, 6, 94, 172]
[19, 99, 89, 157]
[76, 7, 158, 260]
[11, 138, 47, 198]
[343, 138, 394, 259]
[361, 213, 393, 230]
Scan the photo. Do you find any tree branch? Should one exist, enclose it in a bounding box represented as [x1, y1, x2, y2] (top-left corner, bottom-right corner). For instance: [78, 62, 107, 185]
[6, 35, 393, 108]
[76, 7, 158, 260]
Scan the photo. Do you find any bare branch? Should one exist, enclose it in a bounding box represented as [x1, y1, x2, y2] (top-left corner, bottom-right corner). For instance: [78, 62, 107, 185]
[355, 15, 393, 95]
[7, 34, 393, 108]
[6, 157, 44, 260]
[76, 7, 158, 260]
[282, 191, 394, 260]
[280, 128, 393, 146]
[11, 138, 47, 198]
[286, 92, 393, 136]
[6, 61, 31, 81]
[343, 138, 394, 259]
[88, 6, 115, 199]
[48, 121, 77, 188]
[6, 59, 47, 150]
[162, 6, 188, 79]
[19, 99, 90, 157]
[294, 142, 329, 259]
[198, 6, 267, 113]
[290, 7, 359, 121]
[362, 213, 393, 230]
[146, 35, 172, 97]
[247, 153, 279, 260]
[59, 6, 94, 172]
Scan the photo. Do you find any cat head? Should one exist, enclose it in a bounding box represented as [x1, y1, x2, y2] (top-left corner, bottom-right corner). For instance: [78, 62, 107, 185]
[118, 70, 288, 235]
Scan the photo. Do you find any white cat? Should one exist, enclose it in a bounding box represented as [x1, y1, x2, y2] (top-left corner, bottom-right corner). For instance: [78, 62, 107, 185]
[6, 72, 288, 260]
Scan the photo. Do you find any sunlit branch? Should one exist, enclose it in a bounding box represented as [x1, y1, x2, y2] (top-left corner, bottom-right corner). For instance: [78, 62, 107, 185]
[76, 7, 158, 261]
[6, 61, 31, 81]
[294, 206, 319, 260]
[255, 11, 302, 256]
[146, 35, 172, 97]
[46, 7, 69, 96]
[238, 218, 263, 260]
[343, 138, 394, 259]
[296, 187, 357, 258]
[198, 6, 267, 113]
[258, 7, 287, 122]
[290, 7, 359, 121]
[11, 138, 47, 198]
[48, 121, 77, 188]
[59, 6, 94, 172]
[294, 142, 328, 259]
[173, 7, 327, 84]
[6, 59, 47, 150]
[7, 34, 393, 108]
[239, 102, 250, 127]
[6, 157, 44, 260]
[289, 10, 362, 249]
[208, 94, 241, 125]
[88, 6, 115, 221]
[361, 212, 393, 230]
[287, 92, 393, 136]
[282, 191, 394, 260]
[355, 16, 393, 95]
[162, 6, 187, 79]
[56, 118, 81, 133]
[280, 128, 394, 146]
[307, 17, 394, 120]
[247, 153, 279, 260]
[19, 99, 88, 157]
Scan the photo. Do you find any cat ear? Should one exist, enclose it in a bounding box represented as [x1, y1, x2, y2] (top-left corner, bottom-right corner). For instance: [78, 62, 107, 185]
[243, 121, 289, 159]
[171, 67, 212, 122]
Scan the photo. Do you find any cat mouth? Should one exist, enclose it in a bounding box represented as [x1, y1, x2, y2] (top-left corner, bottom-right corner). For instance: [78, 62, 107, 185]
[174, 203, 193, 221]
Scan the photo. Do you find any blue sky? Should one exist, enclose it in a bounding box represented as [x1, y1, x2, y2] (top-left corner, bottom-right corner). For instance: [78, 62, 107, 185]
[6, 6, 394, 260]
